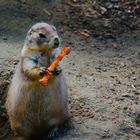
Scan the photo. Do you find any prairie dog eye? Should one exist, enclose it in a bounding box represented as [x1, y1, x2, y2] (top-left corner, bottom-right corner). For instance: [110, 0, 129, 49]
[39, 33, 46, 38]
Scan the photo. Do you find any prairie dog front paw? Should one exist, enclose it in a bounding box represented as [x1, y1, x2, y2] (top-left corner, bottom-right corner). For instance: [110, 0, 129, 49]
[38, 67, 48, 77]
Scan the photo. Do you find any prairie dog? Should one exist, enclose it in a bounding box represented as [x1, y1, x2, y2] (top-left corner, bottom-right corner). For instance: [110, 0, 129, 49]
[6, 22, 68, 139]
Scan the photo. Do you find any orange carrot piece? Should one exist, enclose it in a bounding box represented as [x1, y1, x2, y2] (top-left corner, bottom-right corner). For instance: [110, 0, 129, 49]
[39, 47, 71, 86]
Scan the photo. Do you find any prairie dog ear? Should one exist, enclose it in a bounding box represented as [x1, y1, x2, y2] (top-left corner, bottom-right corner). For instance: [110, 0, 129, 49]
[51, 25, 56, 31]
[27, 28, 33, 35]
[27, 28, 38, 39]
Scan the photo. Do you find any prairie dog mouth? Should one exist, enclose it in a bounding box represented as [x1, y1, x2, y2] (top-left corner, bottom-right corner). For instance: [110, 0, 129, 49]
[48, 36, 60, 49]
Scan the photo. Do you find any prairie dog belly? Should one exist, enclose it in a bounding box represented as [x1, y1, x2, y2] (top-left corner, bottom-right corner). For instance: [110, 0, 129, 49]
[6, 66, 67, 138]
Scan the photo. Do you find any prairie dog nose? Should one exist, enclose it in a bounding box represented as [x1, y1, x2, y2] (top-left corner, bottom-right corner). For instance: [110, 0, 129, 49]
[53, 37, 60, 47]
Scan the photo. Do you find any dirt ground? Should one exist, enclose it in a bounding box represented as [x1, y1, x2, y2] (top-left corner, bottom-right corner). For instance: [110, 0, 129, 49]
[0, 0, 140, 140]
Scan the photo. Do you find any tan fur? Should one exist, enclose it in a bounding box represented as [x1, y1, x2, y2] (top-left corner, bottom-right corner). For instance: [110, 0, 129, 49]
[6, 22, 68, 139]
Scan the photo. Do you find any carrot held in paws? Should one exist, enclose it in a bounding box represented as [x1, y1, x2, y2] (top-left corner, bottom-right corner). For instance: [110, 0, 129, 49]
[39, 47, 71, 86]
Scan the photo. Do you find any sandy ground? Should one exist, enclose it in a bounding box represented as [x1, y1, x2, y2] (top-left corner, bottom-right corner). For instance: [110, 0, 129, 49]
[0, 1, 140, 140]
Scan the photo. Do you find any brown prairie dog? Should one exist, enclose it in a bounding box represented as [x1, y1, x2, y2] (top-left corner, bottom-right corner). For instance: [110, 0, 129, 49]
[6, 22, 68, 139]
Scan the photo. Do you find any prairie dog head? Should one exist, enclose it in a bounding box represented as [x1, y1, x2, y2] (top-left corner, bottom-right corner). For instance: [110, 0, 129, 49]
[22, 22, 61, 57]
